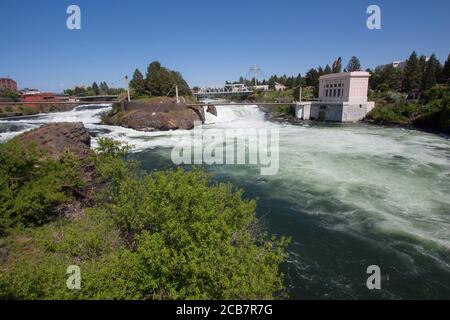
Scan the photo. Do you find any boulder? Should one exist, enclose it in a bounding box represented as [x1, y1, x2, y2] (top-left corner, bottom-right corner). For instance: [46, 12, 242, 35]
[119, 108, 204, 131]
[13, 122, 95, 219]
[206, 105, 217, 116]
[15, 122, 92, 160]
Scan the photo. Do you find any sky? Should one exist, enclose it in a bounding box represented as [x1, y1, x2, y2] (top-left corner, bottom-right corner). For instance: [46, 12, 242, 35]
[0, 0, 449, 92]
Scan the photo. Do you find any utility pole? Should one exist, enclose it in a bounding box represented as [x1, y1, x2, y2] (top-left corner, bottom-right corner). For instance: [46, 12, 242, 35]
[175, 85, 180, 104]
[124, 76, 131, 102]
[299, 86, 302, 102]
[250, 65, 261, 87]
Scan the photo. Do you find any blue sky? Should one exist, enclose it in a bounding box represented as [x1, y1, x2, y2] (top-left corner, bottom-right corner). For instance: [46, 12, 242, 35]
[0, 0, 449, 92]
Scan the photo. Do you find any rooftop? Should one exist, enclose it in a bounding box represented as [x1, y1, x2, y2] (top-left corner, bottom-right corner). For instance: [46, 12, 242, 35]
[319, 71, 371, 80]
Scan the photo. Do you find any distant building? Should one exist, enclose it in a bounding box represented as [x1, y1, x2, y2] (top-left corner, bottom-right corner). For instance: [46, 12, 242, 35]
[0, 78, 18, 92]
[295, 71, 375, 122]
[274, 82, 286, 91]
[253, 84, 270, 91]
[376, 57, 429, 71]
[21, 92, 59, 104]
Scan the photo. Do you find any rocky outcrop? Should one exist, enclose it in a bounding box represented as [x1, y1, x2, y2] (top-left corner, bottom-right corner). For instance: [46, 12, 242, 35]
[15, 122, 92, 160]
[206, 105, 217, 116]
[119, 107, 204, 131]
[14, 122, 96, 219]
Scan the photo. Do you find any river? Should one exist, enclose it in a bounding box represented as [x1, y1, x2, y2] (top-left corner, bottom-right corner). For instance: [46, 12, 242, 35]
[1, 104, 450, 299]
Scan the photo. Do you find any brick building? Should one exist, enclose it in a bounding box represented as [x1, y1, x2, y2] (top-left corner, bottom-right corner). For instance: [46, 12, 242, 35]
[0, 78, 18, 92]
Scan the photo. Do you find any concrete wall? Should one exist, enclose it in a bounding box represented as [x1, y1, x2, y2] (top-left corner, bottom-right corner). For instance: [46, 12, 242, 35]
[309, 104, 344, 122]
[124, 102, 187, 112]
[295, 103, 312, 120]
[295, 101, 375, 122]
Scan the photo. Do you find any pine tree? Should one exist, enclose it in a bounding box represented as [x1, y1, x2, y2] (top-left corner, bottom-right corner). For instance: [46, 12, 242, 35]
[379, 64, 403, 92]
[129, 69, 147, 97]
[324, 64, 332, 74]
[443, 54, 450, 84]
[99, 82, 109, 95]
[403, 51, 422, 96]
[346, 56, 361, 72]
[318, 66, 324, 76]
[92, 82, 99, 95]
[422, 54, 441, 91]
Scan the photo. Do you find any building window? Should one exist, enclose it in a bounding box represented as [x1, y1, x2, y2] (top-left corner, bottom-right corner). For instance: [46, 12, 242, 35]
[333, 89, 337, 97]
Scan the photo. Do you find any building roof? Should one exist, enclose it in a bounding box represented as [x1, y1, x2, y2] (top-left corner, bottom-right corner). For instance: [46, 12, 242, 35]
[319, 71, 370, 80]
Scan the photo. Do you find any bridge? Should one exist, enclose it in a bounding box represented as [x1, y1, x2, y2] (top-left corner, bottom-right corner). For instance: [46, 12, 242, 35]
[193, 83, 252, 99]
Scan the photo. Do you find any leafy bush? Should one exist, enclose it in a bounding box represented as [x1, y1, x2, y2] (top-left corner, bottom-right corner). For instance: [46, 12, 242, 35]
[100, 108, 125, 126]
[19, 106, 38, 116]
[0, 138, 289, 300]
[0, 141, 85, 232]
[366, 85, 450, 132]
[366, 104, 408, 124]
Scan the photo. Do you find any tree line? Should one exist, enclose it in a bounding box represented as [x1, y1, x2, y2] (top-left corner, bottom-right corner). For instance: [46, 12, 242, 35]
[228, 56, 363, 97]
[64, 81, 125, 97]
[369, 52, 450, 98]
[129, 61, 191, 98]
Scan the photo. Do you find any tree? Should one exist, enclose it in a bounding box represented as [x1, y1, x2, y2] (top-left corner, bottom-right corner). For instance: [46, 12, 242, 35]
[99, 82, 110, 95]
[442, 54, 450, 84]
[317, 66, 324, 76]
[145, 61, 191, 97]
[422, 54, 442, 91]
[324, 64, 332, 75]
[0, 90, 20, 102]
[332, 57, 342, 73]
[402, 51, 422, 96]
[346, 56, 361, 72]
[74, 86, 86, 96]
[305, 68, 320, 97]
[129, 69, 147, 97]
[377, 64, 403, 92]
[92, 82, 100, 95]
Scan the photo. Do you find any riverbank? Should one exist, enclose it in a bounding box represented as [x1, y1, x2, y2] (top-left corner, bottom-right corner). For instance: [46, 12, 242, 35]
[258, 102, 450, 140]
[0, 121, 288, 299]
[0, 103, 78, 118]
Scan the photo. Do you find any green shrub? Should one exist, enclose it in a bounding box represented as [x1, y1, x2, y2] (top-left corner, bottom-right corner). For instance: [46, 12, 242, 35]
[0, 138, 289, 300]
[18, 106, 38, 115]
[0, 141, 85, 232]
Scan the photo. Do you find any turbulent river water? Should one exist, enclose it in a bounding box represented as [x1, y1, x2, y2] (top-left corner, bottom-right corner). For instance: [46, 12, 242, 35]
[1, 104, 450, 299]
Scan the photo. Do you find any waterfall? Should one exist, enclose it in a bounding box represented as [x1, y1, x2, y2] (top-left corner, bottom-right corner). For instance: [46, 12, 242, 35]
[204, 104, 266, 125]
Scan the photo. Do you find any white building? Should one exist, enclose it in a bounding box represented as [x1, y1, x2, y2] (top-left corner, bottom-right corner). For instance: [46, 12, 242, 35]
[253, 84, 270, 91]
[274, 82, 287, 91]
[295, 71, 375, 122]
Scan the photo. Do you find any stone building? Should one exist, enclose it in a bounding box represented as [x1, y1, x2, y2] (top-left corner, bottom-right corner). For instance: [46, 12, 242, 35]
[295, 71, 375, 122]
